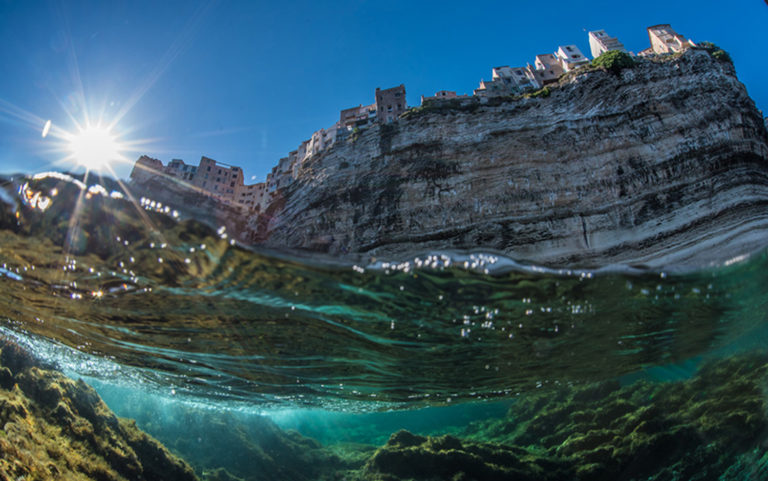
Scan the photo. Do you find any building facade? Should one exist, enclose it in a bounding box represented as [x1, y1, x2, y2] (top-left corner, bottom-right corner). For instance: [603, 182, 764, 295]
[420, 90, 469, 104]
[191, 156, 244, 204]
[375, 84, 407, 123]
[129, 155, 164, 184]
[643, 24, 695, 55]
[534, 54, 565, 84]
[588, 30, 627, 59]
[339, 104, 375, 130]
[556, 45, 590, 71]
[236, 182, 268, 212]
[165, 158, 197, 181]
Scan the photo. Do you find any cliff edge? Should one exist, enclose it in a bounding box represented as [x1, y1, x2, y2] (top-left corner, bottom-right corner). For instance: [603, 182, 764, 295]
[259, 49, 768, 268]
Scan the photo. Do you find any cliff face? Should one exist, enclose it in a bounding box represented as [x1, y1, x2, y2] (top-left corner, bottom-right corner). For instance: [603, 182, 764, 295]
[259, 49, 768, 268]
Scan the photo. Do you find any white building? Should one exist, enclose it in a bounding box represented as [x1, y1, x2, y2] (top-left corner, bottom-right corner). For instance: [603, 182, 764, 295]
[641, 24, 695, 56]
[588, 30, 627, 59]
[533, 54, 564, 86]
[556, 45, 590, 71]
[492, 66, 539, 91]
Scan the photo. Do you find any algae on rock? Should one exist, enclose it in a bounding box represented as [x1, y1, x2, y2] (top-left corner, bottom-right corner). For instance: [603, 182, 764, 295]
[0, 338, 197, 481]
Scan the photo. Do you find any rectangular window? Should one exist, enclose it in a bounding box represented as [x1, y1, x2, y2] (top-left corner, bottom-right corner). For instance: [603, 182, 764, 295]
[207, 166, 211, 171]
[230, 182, 235, 187]
[202, 181, 207, 187]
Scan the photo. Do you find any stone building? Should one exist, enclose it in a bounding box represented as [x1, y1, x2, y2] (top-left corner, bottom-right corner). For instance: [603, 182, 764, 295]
[165, 159, 197, 181]
[339, 104, 376, 130]
[420, 90, 470, 104]
[375, 85, 407, 123]
[588, 29, 627, 59]
[129, 155, 164, 184]
[236, 182, 268, 212]
[191, 156, 244, 204]
[641, 24, 695, 56]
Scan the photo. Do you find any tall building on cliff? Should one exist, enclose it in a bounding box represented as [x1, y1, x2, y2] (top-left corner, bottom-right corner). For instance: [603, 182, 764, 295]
[588, 30, 627, 59]
[375, 85, 407, 123]
[129, 155, 164, 183]
[129, 155, 267, 212]
[640, 24, 695, 55]
[191, 156, 244, 203]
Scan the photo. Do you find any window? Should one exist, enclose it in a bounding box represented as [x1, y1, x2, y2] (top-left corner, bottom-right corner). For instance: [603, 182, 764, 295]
[218, 169, 222, 174]
[207, 166, 211, 171]
[202, 181, 207, 187]
[230, 181, 235, 187]
[566, 46, 573, 52]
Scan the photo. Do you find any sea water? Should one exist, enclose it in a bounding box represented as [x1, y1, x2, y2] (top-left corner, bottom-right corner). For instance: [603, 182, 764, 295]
[2, 172, 768, 479]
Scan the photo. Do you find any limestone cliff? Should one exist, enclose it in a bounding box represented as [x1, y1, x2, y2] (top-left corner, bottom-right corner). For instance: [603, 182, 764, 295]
[258, 49, 768, 268]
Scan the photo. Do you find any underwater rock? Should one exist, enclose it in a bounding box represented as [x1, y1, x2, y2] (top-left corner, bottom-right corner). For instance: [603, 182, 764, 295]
[117, 405, 365, 481]
[0, 338, 197, 481]
[358, 354, 768, 480]
[360, 430, 571, 480]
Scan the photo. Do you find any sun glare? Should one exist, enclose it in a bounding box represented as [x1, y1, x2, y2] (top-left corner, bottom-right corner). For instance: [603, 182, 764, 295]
[67, 125, 121, 170]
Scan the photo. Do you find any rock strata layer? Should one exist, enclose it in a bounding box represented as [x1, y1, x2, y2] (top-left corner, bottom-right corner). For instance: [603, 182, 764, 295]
[259, 49, 768, 268]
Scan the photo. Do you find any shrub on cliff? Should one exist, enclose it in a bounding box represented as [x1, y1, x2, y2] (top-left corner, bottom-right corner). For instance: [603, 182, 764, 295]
[698, 41, 732, 64]
[592, 50, 635, 73]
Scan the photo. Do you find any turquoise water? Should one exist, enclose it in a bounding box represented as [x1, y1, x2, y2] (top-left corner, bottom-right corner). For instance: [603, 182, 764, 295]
[2, 172, 768, 479]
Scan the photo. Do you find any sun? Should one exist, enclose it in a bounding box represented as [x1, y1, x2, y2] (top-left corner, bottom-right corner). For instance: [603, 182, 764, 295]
[67, 125, 122, 170]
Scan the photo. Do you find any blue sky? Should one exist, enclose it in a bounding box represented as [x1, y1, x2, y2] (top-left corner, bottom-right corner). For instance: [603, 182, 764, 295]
[0, 0, 765, 182]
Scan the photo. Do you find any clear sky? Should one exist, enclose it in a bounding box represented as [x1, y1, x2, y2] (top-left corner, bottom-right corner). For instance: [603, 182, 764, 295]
[1, 0, 765, 182]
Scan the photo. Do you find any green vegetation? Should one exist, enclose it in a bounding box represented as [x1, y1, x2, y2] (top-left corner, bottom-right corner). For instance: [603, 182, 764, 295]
[698, 41, 733, 63]
[348, 127, 360, 143]
[591, 50, 635, 73]
[529, 86, 551, 98]
[0, 339, 197, 481]
[359, 353, 768, 480]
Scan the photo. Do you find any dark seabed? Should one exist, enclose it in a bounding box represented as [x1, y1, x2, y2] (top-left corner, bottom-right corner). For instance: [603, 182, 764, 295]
[1, 171, 768, 480]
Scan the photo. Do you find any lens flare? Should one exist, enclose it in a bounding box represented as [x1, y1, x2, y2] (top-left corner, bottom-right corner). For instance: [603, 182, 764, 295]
[67, 125, 121, 170]
[41, 120, 52, 138]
